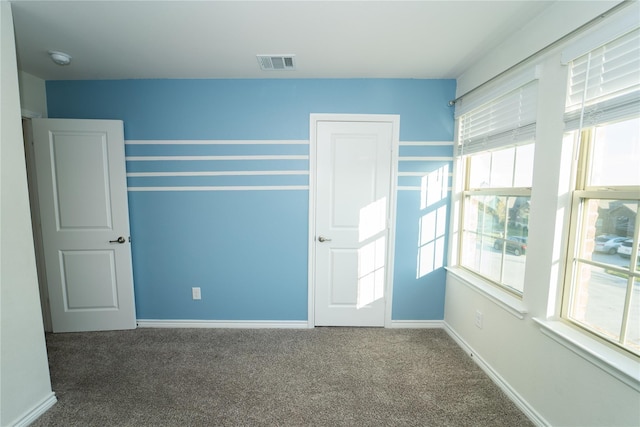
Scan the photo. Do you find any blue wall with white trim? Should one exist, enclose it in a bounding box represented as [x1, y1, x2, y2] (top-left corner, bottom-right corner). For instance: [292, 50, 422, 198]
[46, 79, 455, 321]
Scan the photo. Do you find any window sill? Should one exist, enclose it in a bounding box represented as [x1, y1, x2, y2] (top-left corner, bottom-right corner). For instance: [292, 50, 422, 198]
[445, 266, 528, 320]
[533, 318, 640, 392]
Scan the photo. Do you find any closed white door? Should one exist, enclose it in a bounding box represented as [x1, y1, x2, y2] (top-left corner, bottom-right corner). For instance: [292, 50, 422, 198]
[313, 118, 396, 326]
[32, 119, 136, 332]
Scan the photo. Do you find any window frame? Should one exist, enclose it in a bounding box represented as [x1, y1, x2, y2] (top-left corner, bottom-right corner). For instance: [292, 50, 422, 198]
[453, 68, 539, 298]
[561, 124, 640, 357]
[457, 145, 533, 297]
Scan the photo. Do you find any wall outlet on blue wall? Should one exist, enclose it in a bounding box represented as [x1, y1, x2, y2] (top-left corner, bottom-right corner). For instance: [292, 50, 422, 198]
[192, 287, 201, 300]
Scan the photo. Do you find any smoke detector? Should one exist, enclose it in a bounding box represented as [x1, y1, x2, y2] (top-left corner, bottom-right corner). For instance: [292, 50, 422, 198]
[48, 50, 72, 66]
[257, 55, 296, 71]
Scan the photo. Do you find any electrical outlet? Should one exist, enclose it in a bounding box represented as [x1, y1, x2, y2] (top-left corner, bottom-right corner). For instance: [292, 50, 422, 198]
[475, 310, 483, 329]
[192, 287, 201, 300]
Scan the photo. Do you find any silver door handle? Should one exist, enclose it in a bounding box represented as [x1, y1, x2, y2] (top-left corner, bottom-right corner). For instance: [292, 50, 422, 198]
[318, 236, 332, 242]
[109, 236, 126, 244]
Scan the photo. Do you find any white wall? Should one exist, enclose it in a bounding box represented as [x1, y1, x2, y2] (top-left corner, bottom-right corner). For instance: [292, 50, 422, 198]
[445, 278, 640, 426]
[0, 2, 55, 426]
[18, 71, 47, 118]
[455, 0, 620, 97]
[446, 2, 640, 426]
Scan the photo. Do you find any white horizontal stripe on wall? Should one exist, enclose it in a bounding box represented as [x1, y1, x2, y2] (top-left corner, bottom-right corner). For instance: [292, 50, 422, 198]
[396, 141, 452, 194]
[124, 140, 453, 192]
[398, 156, 454, 162]
[127, 170, 309, 177]
[124, 140, 309, 191]
[398, 186, 453, 191]
[128, 186, 309, 192]
[399, 141, 454, 146]
[126, 140, 309, 145]
[126, 155, 308, 161]
[398, 171, 454, 177]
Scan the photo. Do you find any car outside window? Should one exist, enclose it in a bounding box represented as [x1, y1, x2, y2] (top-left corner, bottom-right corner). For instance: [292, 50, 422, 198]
[595, 236, 628, 255]
[460, 144, 533, 295]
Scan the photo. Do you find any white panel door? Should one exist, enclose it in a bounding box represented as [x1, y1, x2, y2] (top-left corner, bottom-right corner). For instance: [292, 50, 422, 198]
[314, 120, 394, 326]
[32, 119, 136, 332]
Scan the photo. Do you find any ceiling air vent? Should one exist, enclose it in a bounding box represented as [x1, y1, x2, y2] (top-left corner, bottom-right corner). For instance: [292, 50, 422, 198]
[257, 55, 296, 71]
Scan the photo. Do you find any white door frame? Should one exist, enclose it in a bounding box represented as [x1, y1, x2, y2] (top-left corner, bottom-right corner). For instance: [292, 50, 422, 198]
[307, 114, 400, 328]
[22, 116, 53, 332]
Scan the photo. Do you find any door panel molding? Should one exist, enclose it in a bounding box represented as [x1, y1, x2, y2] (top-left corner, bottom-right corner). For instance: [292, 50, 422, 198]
[32, 118, 136, 332]
[308, 114, 399, 327]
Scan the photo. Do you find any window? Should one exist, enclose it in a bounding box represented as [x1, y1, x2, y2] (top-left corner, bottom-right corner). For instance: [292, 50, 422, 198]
[460, 145, 533, 295]
[455, 77, 538, 296]
[562, 28, 640, 356]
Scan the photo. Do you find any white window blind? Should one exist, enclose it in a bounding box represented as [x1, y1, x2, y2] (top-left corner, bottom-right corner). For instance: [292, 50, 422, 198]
[457, 80, 538, 156]
[565, 28, 640, 131]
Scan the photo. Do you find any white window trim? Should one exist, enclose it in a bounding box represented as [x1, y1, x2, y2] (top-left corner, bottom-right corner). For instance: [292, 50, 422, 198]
[457, 153, 533, 296]
[534, 318, 640, 392]
[560, 124, 640, 357]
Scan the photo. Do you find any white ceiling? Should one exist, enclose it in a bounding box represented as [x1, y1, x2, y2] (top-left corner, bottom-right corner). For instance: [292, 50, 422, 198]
[11, 0, 559, 81]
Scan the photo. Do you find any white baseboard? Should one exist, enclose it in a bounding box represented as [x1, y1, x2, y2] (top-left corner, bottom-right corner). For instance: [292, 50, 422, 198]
[443, 322, 549, 427]
[11, 392, 56, 427]
[138, 319, 445, 329]
[136, 319, 310, 329]
[390, 320, 444, 328]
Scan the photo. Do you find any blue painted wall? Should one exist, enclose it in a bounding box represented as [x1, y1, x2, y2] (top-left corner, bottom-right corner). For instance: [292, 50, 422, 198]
[47, 79, 455, 321]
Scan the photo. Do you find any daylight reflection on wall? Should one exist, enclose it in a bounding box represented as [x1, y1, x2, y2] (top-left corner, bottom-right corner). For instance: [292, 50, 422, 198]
[358, 198, 387, 308]
[417, 165, 449, 278]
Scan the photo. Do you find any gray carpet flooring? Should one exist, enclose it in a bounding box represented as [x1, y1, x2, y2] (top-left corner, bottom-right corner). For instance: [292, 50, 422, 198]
[32, 327, 533, 427]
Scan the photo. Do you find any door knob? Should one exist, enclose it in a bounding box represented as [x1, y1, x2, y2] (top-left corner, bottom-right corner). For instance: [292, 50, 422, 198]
[109, 236, 126, 244]
[318, 236, 332, 242]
